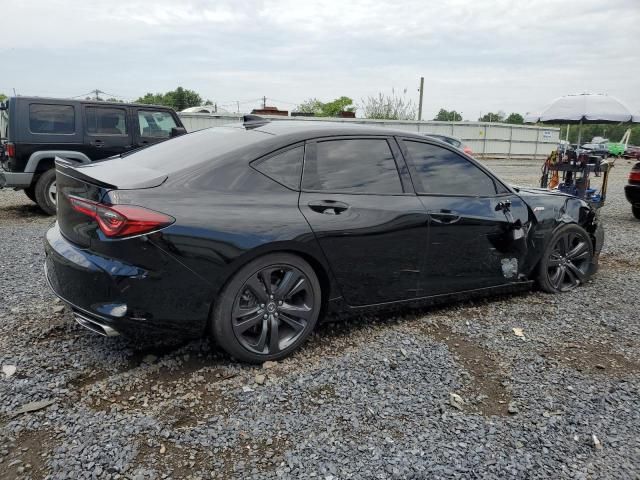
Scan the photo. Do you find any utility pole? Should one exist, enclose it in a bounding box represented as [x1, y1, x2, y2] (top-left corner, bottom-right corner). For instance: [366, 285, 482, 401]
[417, 77, 424, 121]
[237, 101, 240, 114]
[262, 96, 266, 109]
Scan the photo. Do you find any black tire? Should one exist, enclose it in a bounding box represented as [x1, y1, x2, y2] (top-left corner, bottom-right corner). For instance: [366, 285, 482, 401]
[34, 169, 57, 215]
[537, 224, 593, 293]
[24, 185, 37, 203]
[633, 205, 640, 220]
[212, 253, 321, 363]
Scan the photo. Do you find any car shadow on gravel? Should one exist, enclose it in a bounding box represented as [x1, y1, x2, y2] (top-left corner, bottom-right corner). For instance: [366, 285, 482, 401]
[0, 201, 51, 221]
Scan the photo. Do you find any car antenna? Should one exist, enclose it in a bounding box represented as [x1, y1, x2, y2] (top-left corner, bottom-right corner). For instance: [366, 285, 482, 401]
[243, 114, 270, 130]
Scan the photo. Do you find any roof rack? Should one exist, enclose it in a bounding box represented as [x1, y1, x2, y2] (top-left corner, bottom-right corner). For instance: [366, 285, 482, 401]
[243, 114, 270, 129]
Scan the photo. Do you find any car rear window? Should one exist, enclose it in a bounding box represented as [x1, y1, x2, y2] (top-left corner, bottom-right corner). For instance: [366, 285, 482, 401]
[117, 126, 270, 174]
[29, 104, 75, 134]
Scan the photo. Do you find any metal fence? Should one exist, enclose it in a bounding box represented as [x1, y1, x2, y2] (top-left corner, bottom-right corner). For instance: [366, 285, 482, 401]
[177, 113, 560, 159]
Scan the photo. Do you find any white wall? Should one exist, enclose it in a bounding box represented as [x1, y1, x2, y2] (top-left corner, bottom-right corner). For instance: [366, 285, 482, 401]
[177, 113, 560, 159]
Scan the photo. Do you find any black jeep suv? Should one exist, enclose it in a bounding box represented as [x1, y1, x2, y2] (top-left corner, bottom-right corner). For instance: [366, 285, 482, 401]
[0, 96, 186, 214]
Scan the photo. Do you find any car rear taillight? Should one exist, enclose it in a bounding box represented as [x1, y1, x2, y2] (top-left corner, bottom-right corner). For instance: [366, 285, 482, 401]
[68, 196, 175, 238]
[629, 171, 640, 182]
[5, 142, 15, 158]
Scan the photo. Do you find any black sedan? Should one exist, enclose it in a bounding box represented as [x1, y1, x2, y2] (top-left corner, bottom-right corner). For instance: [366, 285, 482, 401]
[45, 117, 604, 363]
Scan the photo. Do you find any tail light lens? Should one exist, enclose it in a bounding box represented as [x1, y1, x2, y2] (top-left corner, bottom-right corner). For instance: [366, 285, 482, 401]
[68, 196, 175, 238]
[5, 142, 15, 158]
[629, 171, 640, 182]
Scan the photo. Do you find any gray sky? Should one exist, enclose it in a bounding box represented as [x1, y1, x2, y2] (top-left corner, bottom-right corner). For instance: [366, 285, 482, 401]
[1, 0, 638, 119]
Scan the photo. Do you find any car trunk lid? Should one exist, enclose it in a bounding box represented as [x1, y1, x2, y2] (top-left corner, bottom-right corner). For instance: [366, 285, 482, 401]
[55, 157, 167, 247]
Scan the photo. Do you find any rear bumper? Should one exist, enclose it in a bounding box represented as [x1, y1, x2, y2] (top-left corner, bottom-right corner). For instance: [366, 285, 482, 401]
[624, 184, 640, 206]
[44, 223, 212, 340]
[0, 171, 33, 188]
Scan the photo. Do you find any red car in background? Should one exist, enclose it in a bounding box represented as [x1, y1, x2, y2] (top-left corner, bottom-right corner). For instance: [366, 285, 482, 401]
[424, 134, 473, 156]
[624, 145, 640, 160]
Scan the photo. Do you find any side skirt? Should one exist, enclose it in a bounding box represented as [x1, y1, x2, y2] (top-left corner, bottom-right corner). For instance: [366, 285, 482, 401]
[323, 280, 535, 321]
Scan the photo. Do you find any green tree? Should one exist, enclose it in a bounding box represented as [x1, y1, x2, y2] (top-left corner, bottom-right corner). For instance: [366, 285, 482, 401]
[0, 93, 7, 102]
[559, 124, 640, 145]
[295, 96, 355, 116]
[320, 96, 355, 116]
[504, 113, 524, 124]
[478, 112, 505, 122]
[135, 87, 203, 111]
[433, 108, 462, 121]
[296, 98, 324, 115]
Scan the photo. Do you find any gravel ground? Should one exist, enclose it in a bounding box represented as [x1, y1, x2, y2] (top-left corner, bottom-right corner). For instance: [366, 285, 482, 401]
[0, 159, 638, 480]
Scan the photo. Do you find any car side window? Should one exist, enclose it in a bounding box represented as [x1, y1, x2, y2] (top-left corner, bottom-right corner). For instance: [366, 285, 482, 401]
[252, 145, 303, 190]
[86, 107, 128, 135]
[404, 140, 497, 196]
[29, 104, 75, 134]
[303, 139, 403, 194]
[138, 110, 177, 138]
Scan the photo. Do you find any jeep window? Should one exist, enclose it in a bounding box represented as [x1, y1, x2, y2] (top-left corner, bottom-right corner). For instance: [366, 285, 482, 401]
[86, 107, 128, 136]
[29, 104, 75, 134]
[138, 111, 177, 138]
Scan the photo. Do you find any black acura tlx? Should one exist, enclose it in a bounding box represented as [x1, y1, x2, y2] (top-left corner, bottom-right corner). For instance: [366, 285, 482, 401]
[45, 117, 604, 363]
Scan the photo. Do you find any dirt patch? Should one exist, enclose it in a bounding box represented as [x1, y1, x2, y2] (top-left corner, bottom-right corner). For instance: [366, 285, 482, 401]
[542, 342, 640, 376]
[306, 384, 336, 405]
[134, 435, 287, 479]
[418, 323, 512, 416]
[0, 429, 54, 479]
[135, 440, 210, 478]
[599, 254, 640, 270]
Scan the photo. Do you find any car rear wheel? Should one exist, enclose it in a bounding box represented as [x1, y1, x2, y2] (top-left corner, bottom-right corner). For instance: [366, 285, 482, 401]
[34, 169, 57, 215]
[211, 253, 321, 363]
[537, 224, 593, 293]
[632, 205, 640, 220]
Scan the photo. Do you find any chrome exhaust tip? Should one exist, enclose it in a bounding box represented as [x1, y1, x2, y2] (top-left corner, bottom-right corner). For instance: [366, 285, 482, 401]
[73, 312, 120, 337]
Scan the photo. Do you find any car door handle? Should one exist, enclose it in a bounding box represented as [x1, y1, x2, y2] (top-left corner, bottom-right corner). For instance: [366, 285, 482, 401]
[429, 211, 461, 224]
[308, 200, 350, 215]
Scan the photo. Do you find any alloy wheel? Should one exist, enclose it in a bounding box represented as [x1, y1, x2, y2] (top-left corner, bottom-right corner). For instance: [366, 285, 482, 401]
[48, 180, 57, 206]
[546, 230, 591, 291]
[232, 265, 315, 355]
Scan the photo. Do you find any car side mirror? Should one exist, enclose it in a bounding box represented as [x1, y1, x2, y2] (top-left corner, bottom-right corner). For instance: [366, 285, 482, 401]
[171, 127, 187, 138]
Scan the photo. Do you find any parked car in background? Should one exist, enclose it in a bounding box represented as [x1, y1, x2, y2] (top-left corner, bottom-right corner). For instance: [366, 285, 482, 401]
[45, 117, 603, 363]
[424, 133, 473, 156]
[625, 161, 640, 219]
[623, 145, 640, 160]
[0, 97, 186, 214]
[580, 142, 609, 157]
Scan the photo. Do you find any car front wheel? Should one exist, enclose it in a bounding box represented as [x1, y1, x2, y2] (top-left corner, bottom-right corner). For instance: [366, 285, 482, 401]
[211, 253, 322, 363]
[632, 205, 640, 220]
[537, 224, 593, 293]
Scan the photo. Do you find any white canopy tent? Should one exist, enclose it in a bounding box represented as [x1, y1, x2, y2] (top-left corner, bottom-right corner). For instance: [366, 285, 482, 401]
[525, 93, 640, 147]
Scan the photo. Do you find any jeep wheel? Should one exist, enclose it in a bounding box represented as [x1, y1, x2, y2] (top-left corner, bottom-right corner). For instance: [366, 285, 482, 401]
[34, 169, 57, 215]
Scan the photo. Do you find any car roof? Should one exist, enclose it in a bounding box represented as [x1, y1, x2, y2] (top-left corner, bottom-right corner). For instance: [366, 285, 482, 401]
[240, 119, 427, 142]
[12, 96, 168, 109]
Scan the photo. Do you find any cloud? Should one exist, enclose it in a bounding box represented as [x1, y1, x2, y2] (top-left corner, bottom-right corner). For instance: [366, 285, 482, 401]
[0, 0, 638, 119]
